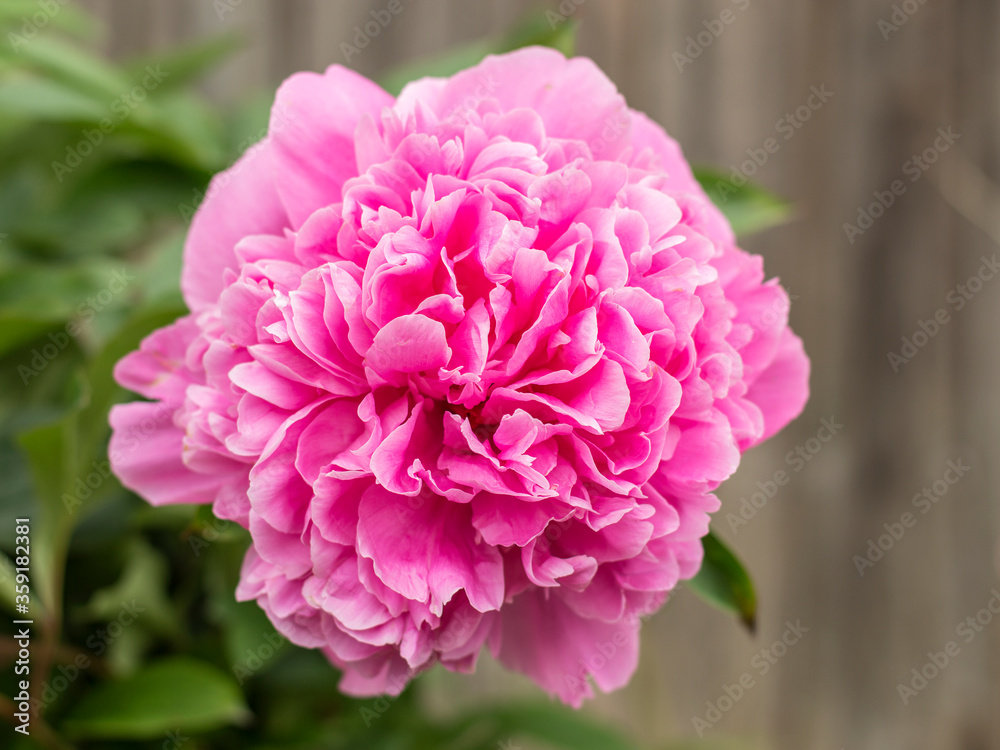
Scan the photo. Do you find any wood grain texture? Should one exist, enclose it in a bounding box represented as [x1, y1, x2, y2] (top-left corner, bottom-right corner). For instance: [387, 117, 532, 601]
[73, 1, 1000, 747]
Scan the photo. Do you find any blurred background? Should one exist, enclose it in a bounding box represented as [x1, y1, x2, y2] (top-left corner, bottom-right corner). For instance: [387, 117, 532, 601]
[1, 1, 998, 748]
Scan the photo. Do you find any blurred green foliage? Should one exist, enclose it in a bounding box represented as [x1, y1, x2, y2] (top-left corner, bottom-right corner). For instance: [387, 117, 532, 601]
[0, 6, 782, 749]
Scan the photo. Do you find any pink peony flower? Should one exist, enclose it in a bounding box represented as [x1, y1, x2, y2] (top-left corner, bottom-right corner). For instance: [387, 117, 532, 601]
[109, 47, 808, 706]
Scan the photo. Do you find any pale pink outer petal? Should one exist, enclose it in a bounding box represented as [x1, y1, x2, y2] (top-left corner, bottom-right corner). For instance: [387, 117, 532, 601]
[269, 65, 394, 228]
[744, 328, 810, 445]
[494, 589, 640, 708]
[109, 402, 235, 505]
[397, 47, 632, 159]
[182, 141, 289, 312]
[628, 109, 735, 246]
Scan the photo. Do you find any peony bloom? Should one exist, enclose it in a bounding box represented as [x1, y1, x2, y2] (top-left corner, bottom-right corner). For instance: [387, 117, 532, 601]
[109, 47, 808, 706]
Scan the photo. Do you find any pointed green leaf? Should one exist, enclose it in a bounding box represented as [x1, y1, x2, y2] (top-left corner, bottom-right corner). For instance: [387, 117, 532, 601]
[62, 657, 250, 740]
[16, 36, 129, 99]
[686, 531, 758, 632]
[693, 166, 793, 237]
[0, 0, 95, 36]
[0, 76, 106, 121]
[15, 375, 88, 613]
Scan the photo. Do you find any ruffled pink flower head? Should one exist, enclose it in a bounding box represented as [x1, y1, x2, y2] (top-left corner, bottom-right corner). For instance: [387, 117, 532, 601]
[110, 47, 808, 706]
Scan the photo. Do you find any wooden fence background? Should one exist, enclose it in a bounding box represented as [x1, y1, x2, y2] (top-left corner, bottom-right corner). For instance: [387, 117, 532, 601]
[75, 1, 1000, 748]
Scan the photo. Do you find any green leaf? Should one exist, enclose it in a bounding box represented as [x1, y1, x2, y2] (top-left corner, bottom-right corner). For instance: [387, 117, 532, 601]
[0, 261, 131, 356]
[379, 11, 579, 95]
[16, 36, 129, 99]
[75, 299, 187, 453]
[447, 703, 640, 750]
[0, 0, 95, 37]
[0, 550, 17, 615]
[62, 657, 251, 740]
[686, 531, 758, 632]
[127, 91, 227, 171]
[16, 393, 84, 613]
[693, 166, 793, 237]
[0, 76, 106, 121]
[83, 538, 180, 642]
